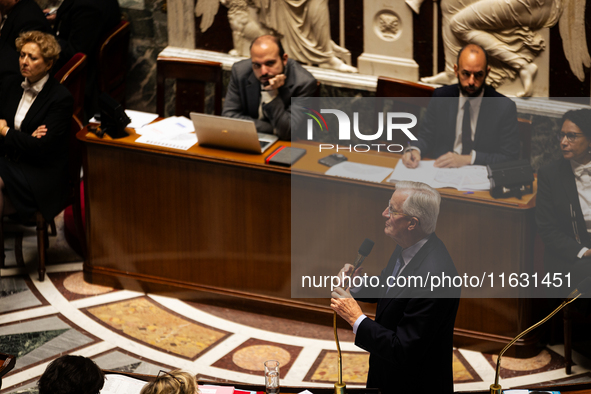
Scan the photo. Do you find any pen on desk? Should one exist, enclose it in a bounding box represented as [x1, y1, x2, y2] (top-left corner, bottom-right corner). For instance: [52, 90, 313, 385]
[463, 191, 474, 195]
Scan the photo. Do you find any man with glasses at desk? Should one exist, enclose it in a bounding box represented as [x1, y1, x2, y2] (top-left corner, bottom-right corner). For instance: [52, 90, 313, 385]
[401, 43, 520, 169]
[331, 181, 460, 394]
[222, 35, 317, 141]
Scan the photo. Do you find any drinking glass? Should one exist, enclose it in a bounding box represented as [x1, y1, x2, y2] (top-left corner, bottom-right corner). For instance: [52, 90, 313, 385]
[264, 360, 280, 394]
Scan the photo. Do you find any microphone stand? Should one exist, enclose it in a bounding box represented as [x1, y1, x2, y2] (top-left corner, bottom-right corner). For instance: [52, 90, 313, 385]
[332, 238, 374, 394]
[490, 287, 584, 394]
[333, 265, 365, 394]
[334, 311, 346, 394]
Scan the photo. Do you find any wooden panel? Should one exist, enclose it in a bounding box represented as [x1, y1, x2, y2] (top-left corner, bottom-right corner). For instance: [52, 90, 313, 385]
[84, 144, 290, 297]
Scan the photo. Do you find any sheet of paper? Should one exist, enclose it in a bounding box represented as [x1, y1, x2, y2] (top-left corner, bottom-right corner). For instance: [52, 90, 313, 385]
[198, 385, 235, 394]
[387, 160, 438, 185]
[325, 161, 394, 183]
[387, 160, 490, 191]
[135, 132, 198, 150]
[136, 116, 195, 136]
[125, 109, 159, 129]
[101, 374, 147, 394]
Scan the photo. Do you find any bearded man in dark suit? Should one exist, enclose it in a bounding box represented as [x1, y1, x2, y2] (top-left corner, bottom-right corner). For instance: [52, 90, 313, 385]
[222, 35, 317, 141]
[402, 44, 520, 169]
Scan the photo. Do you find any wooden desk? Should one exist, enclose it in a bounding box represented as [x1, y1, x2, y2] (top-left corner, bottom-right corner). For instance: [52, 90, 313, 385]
[78, 128, 538, 354]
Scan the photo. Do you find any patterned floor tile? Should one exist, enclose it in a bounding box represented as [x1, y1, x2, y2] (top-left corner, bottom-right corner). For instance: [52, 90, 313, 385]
[453, 349, 482, 383]
[0, 315, 99, 373]
[84, 297, 229, 360]
[485, 348, 567, 379]
[212, 338, 302, 377]
[189, 302, 356, 341]
[93, 348, 172, 375]
[48, 271, 115, 301]
[304, 350, 369, 384]
[0, 277, 44, 314]
[0, 380, 38, 394]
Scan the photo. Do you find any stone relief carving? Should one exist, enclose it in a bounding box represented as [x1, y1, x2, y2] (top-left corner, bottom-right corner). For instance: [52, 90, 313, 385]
[196, 0, 269, 57]
[195, 0, 357, 72]
[376, 11, 400, 42]
[410, 0, 590, 97]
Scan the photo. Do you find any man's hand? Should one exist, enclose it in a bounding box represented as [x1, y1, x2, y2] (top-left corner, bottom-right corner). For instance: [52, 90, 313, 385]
[336, 263, 364, 289]
[263, 74, 286, 91]
[434, 152, 471, 168]
[331, 287, 363, 326]
[32, 125, 47, 138]
[583, 249, 591, 258]
[401, 149, 420, 168]
[43, 8, 57, 21]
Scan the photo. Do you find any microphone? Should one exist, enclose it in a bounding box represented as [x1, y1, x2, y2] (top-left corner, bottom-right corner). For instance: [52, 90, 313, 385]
[352, 238, 375, 272]
[490, 276, 591, 394]
[334, 239, 374, 394]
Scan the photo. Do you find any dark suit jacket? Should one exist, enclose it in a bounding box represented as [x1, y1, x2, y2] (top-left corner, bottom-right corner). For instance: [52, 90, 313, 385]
[53, 0, 121, 70]
[412, 84, 520, 165]
[0, 75, 73, 220]
[0, 0, 51, 84]
[536, 159, 591, 270]
[353, 234, 460, 394]
[222, 58, 317, 141]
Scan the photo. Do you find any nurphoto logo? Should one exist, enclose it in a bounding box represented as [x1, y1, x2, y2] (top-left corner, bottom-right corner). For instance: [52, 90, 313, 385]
[304, 108, 418, 152]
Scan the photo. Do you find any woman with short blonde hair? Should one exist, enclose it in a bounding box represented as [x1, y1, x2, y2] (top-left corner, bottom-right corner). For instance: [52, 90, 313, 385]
[15, 30, 60, 67]
[140, 370, 199, 394]
[0, 30, 72, 229]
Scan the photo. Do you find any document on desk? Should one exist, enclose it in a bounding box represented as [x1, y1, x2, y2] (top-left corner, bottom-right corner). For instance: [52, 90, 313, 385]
[101, 374, 147, 394]
[125, 109, 159, 129]
[387, 160, 490, 191]
[135, 116, 197, 150]
[325, 161, 394, 183]
[198, 385, 235, 394]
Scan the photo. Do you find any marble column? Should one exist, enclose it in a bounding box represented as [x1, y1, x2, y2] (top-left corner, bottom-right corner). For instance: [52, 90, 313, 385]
[167, 0, 195, 49]
[357, 0, 419, 81]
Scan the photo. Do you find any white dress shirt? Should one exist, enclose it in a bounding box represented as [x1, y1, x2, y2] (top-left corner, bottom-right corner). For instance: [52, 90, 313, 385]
[571, 159, 591, 258]
[453, 90, 484, 164]
[404, 89, 483, 164]
[13, 74, 49, 132]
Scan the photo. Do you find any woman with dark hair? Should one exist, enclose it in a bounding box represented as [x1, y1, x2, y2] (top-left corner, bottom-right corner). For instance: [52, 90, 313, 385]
[38, 355, 104, 394]
[0, 30, 73, 224]
[536, 109, 591, 296]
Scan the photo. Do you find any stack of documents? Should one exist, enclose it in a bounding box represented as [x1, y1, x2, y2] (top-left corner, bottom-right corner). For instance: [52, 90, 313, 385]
[135, 116, 197, 150]
[387, 160, 490, 191]
[125, 110, 159, 129]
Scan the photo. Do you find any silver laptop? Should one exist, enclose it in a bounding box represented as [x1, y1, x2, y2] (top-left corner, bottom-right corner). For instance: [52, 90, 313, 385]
[190, 112, 278, 154]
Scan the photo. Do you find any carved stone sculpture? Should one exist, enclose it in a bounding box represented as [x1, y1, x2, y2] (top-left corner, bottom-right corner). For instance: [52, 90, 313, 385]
[412, 0, 590, 97]
[195, 0, 358, 73]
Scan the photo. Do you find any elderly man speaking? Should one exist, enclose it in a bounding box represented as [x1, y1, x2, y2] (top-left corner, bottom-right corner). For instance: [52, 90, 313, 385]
[331, 181, 460, 394]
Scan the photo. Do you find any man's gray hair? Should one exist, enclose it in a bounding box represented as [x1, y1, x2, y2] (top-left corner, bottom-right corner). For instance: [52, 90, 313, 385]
[396, 181, 441, 234]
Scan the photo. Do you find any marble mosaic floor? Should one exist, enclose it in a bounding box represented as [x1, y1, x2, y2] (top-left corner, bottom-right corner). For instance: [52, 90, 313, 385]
[1, 218, 591, 393]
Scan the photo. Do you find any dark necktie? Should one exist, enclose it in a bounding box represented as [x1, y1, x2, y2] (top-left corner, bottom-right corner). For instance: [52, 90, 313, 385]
[386, 255, 404, 294]
[462, 100, 473, 155]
